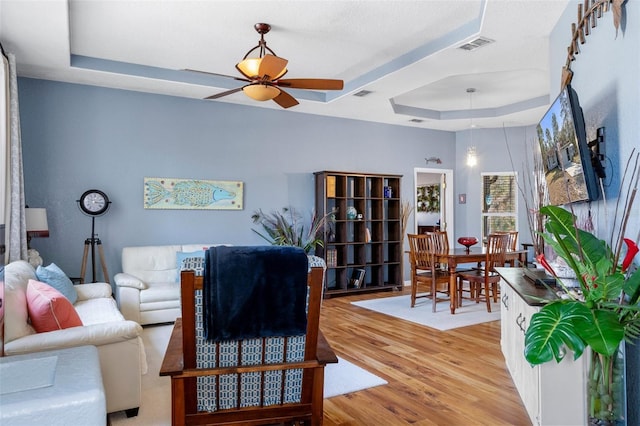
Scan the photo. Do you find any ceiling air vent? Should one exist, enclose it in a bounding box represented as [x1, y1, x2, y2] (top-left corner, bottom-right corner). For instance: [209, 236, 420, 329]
[353, 90, 373, 97]
[458, 37, 495, 51]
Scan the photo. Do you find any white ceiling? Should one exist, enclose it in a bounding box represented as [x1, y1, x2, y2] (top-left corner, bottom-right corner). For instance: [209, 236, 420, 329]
[0, 0, 570, 132]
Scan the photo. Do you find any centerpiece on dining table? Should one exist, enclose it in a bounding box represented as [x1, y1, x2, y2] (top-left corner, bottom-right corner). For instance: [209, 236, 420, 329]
[457, 236, 478, 253]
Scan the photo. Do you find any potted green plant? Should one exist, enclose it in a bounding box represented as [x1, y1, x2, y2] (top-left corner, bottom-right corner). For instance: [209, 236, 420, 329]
[251, 207, 332, 254]
[524, 203, 640, 425]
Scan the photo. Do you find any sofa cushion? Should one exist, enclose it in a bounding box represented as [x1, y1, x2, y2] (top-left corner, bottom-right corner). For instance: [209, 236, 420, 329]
[140, 282, 180, 304]
[4, 260, 37, 292]
[121, 244, 184, 284]
[74, 297, 125, 325]
[3, 285, 36, 342]
[26, 280, 83, 333]
[36, 263, 78, 304]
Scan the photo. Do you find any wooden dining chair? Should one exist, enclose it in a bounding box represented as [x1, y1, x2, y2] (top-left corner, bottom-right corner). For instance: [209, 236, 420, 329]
[427, 230, 449, 253]
[407, 233, 451, 312]
[457, 233, 510, 312]
[494, 231, 518, 250]
[426, 230, 454, 271]
[493, 231, 519, 266]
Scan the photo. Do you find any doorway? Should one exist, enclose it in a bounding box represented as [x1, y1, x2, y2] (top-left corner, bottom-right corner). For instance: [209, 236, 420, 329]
[413, 168, 454, 248]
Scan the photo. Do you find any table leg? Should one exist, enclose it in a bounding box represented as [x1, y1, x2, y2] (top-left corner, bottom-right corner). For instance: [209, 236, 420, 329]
[448, 259, 457, 314]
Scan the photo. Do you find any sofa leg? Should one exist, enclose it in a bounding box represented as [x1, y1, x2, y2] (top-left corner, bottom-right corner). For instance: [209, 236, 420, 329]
[125, 407, 140, 418]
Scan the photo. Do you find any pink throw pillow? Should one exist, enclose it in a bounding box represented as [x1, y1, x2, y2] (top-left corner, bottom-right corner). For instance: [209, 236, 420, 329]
[26, 279, 83, 333]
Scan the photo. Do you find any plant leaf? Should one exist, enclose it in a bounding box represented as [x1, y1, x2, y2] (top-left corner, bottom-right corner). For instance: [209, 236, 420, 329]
[623, 268, 640, 305]
[592, 272, 625, 302]
[539, 205, 614, 295]
[574, 308, 625, 356]
[524, 301, 589, 365]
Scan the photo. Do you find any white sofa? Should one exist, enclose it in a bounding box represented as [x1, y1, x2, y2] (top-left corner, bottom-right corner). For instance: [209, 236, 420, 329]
[115, 244, 216, 325]
[3, 260, 145, 416]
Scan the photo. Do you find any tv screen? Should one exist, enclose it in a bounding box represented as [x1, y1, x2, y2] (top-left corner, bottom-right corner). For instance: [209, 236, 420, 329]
[536, 85, 600, 205]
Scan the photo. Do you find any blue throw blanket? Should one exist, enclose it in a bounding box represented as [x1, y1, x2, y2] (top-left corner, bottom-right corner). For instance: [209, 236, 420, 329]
[203, 246, 309, 342]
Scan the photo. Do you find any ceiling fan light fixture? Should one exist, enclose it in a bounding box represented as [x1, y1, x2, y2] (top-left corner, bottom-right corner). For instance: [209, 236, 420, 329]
[237, 58, 288, 80]
[236, 58, 262, 78]
[199, 22, 342, 108]
[242, 84, 280, 101]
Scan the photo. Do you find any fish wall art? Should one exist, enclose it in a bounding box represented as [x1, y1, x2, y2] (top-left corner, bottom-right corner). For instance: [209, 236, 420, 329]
[144, 177, 243, 210]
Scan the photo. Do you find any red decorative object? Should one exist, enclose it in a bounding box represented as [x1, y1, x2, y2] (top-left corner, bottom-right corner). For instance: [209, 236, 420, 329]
[457, 237, 478, 252]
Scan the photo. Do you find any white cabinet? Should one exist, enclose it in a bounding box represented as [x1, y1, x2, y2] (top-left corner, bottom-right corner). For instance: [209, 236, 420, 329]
[501, 281, 587, 426]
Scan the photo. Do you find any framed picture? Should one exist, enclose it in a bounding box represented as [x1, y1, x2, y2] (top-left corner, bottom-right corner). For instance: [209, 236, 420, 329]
[417, 184, 440, 212]
[144, 177, 243, 210]
[349, 268, 366, 289]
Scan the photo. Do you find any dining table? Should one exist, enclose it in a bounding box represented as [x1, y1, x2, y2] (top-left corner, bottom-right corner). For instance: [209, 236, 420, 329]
[437, 247, 528, 314]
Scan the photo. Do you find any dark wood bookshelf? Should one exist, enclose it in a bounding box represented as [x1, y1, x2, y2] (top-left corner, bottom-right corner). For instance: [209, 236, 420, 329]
[314, 171, 402, 298]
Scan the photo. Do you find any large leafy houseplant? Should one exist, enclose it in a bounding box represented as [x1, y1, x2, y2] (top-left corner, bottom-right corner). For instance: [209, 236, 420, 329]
[251, 207, 332, 254]
[524, 205, 640, 424]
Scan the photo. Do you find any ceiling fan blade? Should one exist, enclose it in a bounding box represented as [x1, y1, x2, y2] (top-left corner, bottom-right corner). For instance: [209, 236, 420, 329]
[205, 87, 244, 100]
[184, 69, 250, 83]
[258, 54, 288, 80]
[272, 89, 299, 109]
[276, 78, 344, 90]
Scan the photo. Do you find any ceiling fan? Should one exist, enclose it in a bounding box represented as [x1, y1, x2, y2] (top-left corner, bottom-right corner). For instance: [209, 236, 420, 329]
[188, 23, 344, 109]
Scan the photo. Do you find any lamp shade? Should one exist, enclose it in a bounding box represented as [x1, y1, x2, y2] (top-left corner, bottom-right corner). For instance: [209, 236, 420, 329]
[466, 146, 477, 167]
[25, 208, 49, 238]
[242, 84, 280, 101]
[237, 57, 288, 80]
[236, 58, 262, 78]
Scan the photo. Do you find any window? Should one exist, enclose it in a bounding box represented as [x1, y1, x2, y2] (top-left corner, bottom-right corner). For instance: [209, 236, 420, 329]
[481, 172, 517, 241]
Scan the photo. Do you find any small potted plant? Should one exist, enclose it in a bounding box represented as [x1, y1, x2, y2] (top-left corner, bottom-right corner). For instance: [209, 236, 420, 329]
[251, 207, 333, 254]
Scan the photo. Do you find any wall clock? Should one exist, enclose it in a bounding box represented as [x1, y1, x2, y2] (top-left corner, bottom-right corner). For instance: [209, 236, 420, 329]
[78, 189, 110, 216]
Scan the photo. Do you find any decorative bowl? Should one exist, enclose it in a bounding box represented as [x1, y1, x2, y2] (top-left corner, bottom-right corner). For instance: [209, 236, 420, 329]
[457, 237, 478, 250]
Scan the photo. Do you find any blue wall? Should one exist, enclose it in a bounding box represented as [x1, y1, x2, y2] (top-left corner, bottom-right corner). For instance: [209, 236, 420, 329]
[455, 125, 536, 243]
[550, 1, 640, 422]
[18, 78, 460, 282]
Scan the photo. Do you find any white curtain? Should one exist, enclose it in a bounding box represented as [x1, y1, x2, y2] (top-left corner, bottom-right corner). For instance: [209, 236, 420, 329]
[1, 50, 8, 264]
[1, 50, 27, 263]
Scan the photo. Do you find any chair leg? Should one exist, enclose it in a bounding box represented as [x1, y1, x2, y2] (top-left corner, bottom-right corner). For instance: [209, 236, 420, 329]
[411, 276, 417, 307]
[432, 281, 437, 313]
[485, 282, 492, 313]
[457, 277, 466, 308]
[492, 283, 499, 302]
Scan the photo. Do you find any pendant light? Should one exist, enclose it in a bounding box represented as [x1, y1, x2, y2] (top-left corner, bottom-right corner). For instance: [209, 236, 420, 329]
[466, 88, 478, 167]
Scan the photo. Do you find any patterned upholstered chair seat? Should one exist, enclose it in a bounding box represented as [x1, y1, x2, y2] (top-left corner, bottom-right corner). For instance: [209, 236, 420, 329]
[160, 246, 334, 426]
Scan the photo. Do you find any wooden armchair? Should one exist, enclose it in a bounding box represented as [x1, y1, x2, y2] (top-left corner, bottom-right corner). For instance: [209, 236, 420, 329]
[160, 246, 337, 426]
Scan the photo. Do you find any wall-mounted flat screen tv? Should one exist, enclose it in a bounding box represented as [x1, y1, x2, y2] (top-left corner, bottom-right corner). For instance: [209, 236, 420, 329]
[536, 84, 601, 205]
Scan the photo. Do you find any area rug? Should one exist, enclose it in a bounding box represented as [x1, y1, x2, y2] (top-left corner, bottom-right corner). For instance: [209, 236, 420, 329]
[109, 324, 386, 425]
[351, 294, 500, 331]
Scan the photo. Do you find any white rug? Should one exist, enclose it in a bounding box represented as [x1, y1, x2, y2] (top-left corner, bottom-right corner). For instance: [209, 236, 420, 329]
[109, 325, 386, 425]
[324, 356, 387, 398]
[351, 294, 500, 331]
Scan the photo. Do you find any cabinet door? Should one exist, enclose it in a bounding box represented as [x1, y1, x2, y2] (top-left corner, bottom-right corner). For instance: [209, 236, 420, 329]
[519, 301, 587, 426]
[517, 301, 541, 425]
[538, 345, 587, 425]
[500, 283, 515, 370]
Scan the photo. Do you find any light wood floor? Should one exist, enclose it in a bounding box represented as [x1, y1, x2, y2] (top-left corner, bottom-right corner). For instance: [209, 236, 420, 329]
[319, 287, 532, 426]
